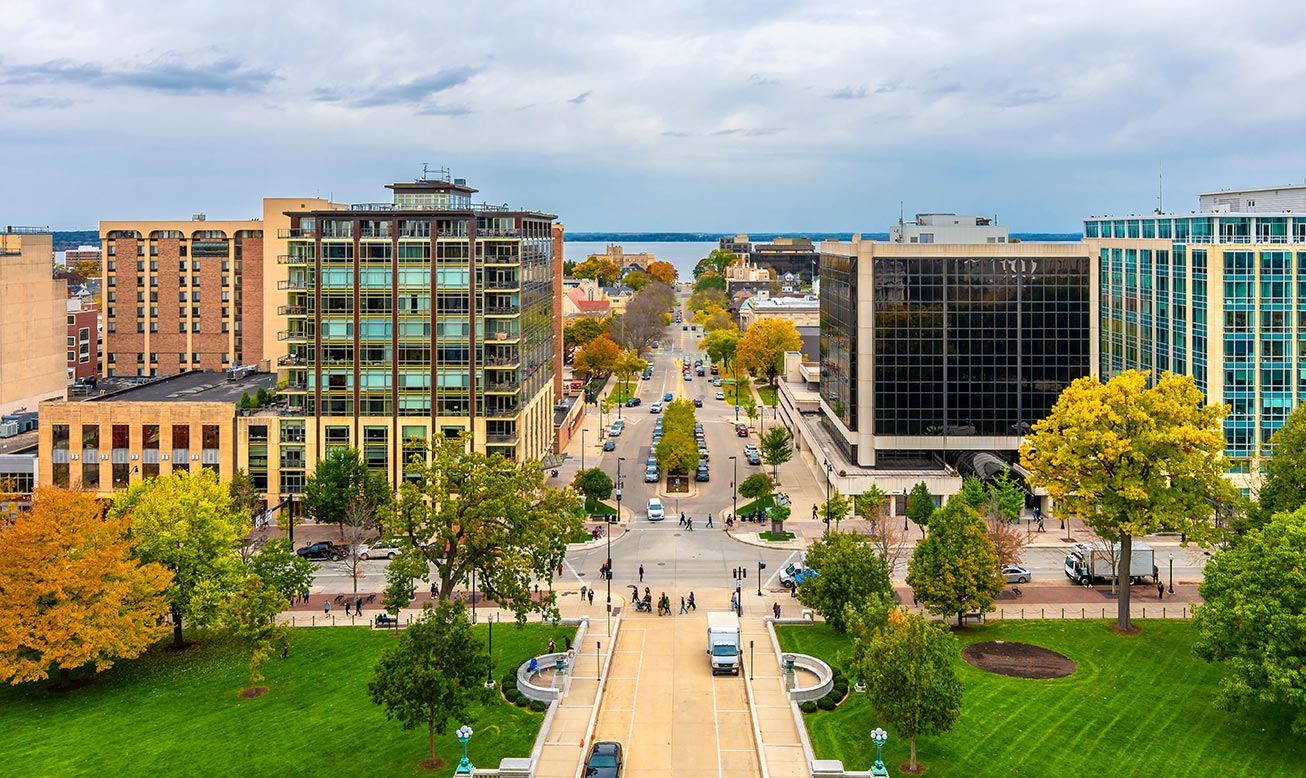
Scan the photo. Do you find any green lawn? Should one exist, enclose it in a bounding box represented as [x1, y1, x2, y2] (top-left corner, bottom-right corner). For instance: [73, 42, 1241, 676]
[1, 622, 572, 777]
[754, 381, 777, 408]
[736, 495, 778, 517]
[723, 380, 753, 407]
[609, 380, 636, 404]
[777, 620, 1298, 777]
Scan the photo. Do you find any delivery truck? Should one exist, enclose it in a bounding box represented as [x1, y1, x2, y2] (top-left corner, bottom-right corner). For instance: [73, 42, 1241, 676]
[1064, 541, 1158, 585]
[706, 611, 742, 675]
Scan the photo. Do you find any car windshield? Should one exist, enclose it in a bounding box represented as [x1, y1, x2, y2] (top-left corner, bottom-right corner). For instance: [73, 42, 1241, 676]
[588, 755, 617, 768]
[711, 645, 737, 657]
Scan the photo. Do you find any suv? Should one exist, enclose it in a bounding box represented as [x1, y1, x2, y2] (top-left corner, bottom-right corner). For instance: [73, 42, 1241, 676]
[359, 541, 402, 561]
[297, 542, 347, 561]
[647, 498, 665, 521]
[650, 401, 663, 413]
[645, 464, 659, 483]
[696, 463, 710, 482]
[609, 421, 625, 437]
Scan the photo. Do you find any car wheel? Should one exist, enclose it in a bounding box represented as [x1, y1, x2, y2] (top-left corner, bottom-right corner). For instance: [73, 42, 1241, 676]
[1017, 576, 1028, 583]
[782, 581, 795, 590]
[387, 552, 396, 560]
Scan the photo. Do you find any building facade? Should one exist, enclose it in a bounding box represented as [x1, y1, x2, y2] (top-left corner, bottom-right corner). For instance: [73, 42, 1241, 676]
[819, 231, 1090, 469]
[1084, 185, 1306, 479]
[0, 228, 69, 416]
[66, 298, 99, 382]
[276, 175, 557, 488]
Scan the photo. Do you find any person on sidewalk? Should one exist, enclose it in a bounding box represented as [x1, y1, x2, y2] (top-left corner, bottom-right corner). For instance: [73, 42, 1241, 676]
[588, 589, 595, 605]
[812, 504, 818, 520]
[688, 591, 696, 610]
[1157, 581, 1165, 600]
[679, 512, 686, 527]
[680, 596, 688, 614]
[687, 517, 693, 531]
[323, 601, 331, 615]
[344, 600, 351, 616]
[773, 602, 781, 619]
[639, 564, 645, 582]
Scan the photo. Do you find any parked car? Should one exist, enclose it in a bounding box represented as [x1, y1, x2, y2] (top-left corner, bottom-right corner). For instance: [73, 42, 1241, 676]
[711, 365, 719, 375]
[625, 397, 641, 408]
[297, 542, 347, 561]
[603, 439, 616, 451]
[698, 446, 709, 462]
[696, 367, 706, 376]
[609, 421, 625, 436]
[359, 541, 402, 561]
[743, 444, 759, 456]
[646, 498, 665, 521]
[715, 391, 725, 400]
[696, 463, 710, 482]
[745, 451, 761, 465]
[644, 465, 659, 483]
[683, 373, 692, 381]
[650, 401, 663, 413]
[584, 742, 624, 778]
[693, 398, 703, 407]
[682, 325, 688, 331]
[1002, 565, 1032, 584]
[736, 424, 749, 438]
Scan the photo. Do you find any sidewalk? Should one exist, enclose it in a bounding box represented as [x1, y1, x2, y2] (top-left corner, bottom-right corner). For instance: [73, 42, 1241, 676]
[741, 617, 806, 777]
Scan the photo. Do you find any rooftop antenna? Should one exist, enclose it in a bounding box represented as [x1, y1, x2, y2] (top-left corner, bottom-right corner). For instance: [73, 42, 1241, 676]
[421, 162, 431, 181]
[1157, 163, 1164, 214]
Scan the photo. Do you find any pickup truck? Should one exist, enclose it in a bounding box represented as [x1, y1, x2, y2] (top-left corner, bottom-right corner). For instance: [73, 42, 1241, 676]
[296, 541, 348, 561]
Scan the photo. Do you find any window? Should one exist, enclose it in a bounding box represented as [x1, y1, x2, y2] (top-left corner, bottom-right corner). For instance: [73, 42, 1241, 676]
[202, 425, 219, 450]
[172, 425, 189, 449]
[82, 424, 99, 450]
[112, 424, 130, 449]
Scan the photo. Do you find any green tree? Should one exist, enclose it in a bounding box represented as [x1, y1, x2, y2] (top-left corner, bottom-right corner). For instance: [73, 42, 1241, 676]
[692, 271, 727, 294]
[959, 476, 987, 510]
[1252, 403, 1306, 530]
[906, 482, 934, 533]
[368, 601, 489, 768]
[693, 249, 736, 278]
[737, 318, 803, 413]
[621, 269, 648, 291]
[572, 256, 621, 286]
[572, 468, 614, 512]
[247, 538, 316, 603]
[382, 557, 420, 619]
[222, 574, 290, 696]
[383, 435, 583, 622]
[688, 286, 729, 315]
[700, 328, 740, 372]
[986, 468, 1025, 523]
[855, 484, 891, 520]
[738, 472, 773, 501]
[229, 468, 263, 527]
[563, 316, 609, 351]
[759, 426, 793, 482]
[848, 606, 964, 772]
[302, 447, 392, 531]
[818, 487, 853, 533]
[794, 531, 893, 631]
[613, 350, 648, 398]
[110, 470, 247, 649]
[573, 334, 620, 380]
[1020, 370, 1233, 631]
[1194, 506, 1306, 732]
[907, 498, 1004, 626]
[655, 430, 699, 475]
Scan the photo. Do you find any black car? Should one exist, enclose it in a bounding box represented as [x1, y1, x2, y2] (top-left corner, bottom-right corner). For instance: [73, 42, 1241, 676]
[693, 398, 703, 407]
[625, 397, 641, 407]
[696, 463, 710, 482]
[296, 542, 346, 561]
[584, 741, 623, 777]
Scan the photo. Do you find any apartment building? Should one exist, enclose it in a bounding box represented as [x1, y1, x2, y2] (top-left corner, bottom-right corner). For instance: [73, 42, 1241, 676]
[1084, 185, 1306, 481]
[0, 228, 69, 416]
[66, 298, 99, 382]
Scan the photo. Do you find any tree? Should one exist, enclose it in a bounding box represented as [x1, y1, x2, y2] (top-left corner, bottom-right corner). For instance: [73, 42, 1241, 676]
[563, 316, 609, 352]
[646, 260, 677, 284]
[382, 435, 583, 622]
[612, 282, 676, 354]
[906, 482, 934, 534]
[302, 447, 392, 533]
[848, 607, 964, 772]
[856, 484, 891, 521]
[818, 487, 853, 533]
[737, 318, 803, 408]
[110, 470, 247, 649]
[688, 287, 729, 315]
[759, 426, 793, 482]
[907, 498, 1004, 626]
[986, 468, 1025, 523]
[1252, 403, 1306, 530]
[655, 428, 699, 475]
[984, 495, 1032, 569]
[572, 256, 621, 286]
[369, 601, 489, 768]
[0, 488, 171, 688]
[229, 468, 264, 564]
[738, 472, 773, 501]
[700, 328, 740, 372]
[794, 531, 893, 631]
[613, 350, 648, 397]
[247, 538, 316, 604]
[694, 249, 736, 278]
[692, 271, 727, 294]
[222, 575, 290, 697]
[382, 557, 420, 619]
[701, 309, 735, 333]
[959, 476, 987, 510]
[573, 468, 614, 512]
[1194, 507, 1306, 732]
[858, 489, 910, 575]
[621, 269, 648, 291]
[573, 334, 620, 380]
[71, 257, 101, 282]
[1020, 370, 1233, 631]
[336, 496, 380, 602]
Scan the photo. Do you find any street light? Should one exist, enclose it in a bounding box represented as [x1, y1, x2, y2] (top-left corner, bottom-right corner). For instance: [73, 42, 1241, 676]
[612, 457, 624, 613]
[454, 725, 474, 775]
[902, 488, 909, 532]
[470, 567, 476, 625]
[1168, 553, 1174, 595]
[485, 613, 496, 687]
[729, 456, 738, 522]
[870, 727, 889, 778]
[581, 428, 587, 471]
[823, 460, 832, 535]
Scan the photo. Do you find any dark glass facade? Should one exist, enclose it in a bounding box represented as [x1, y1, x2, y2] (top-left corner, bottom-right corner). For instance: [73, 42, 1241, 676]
[819, 253, 857, 433]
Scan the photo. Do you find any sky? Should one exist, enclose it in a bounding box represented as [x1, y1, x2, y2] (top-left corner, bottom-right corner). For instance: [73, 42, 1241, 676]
[4, 0, 1306, 232]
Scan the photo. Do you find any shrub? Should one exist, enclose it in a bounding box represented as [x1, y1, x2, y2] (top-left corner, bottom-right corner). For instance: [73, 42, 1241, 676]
[529, 700, 548, 712]
[799, 700, 818, 714]
[502, 673, 517, 688]
[501, 680, 517, 692]
[816, 695, 837, 711]
[515, 696, 532, 708]
[504, 688, 521, 703]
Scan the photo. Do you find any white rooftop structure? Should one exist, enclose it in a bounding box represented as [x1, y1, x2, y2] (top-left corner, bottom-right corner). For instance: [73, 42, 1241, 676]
[889, 213, 1009, 244]
[1197, 185, 1306, 214]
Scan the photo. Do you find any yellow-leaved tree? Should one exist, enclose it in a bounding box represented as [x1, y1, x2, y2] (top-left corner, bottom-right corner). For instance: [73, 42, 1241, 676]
[0, 487, 172, 688]
[1020, 371, 1233, 631]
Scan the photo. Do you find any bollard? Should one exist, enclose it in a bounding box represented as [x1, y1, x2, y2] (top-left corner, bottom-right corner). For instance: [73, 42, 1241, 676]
[1041, 609, 1045, 619]
[1162, 607, 1166, 619]
[312, 615, 316, 627]
[1061, 608, 1064, 619]
[1142, 608, 1146, 619]
[1081, 608, 1084, 619]
[1021, 608, 1024, 620]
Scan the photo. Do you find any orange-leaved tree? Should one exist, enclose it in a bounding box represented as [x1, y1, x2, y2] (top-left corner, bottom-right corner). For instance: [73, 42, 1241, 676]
[0, 487, 172, 688]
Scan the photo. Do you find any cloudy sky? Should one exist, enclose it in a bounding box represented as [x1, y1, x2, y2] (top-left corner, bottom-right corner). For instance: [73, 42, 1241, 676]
[4, 0, 1306, 232]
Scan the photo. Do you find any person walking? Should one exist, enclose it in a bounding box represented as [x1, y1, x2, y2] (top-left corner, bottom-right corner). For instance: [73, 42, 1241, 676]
[688, 591, 696, 610]
[639, 564, 645, 582]
[344, 600, 352, 616]
[679, 596, 688, 614]
[773, 602, 781, 619]
[1157, 581, 1165, 600]
[357, 597, 364, 615]
[548, 638, 556, 653]
[687, 517, 693, 531]
[564, 635, 572, 652]
[679, 512, 686, 527]
[706, 514, 713, 528]
[323, 600, 331, 616]
[588, 588, 595, 605]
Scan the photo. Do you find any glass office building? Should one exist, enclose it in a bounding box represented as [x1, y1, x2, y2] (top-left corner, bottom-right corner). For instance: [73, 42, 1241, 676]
[819, 231, 1090, 468]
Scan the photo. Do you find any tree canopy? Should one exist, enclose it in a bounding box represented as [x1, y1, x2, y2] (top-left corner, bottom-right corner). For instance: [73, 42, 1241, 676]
[737, 318, 803, 396]
[611, 282, 675, 354]
[0, 487, 171, 688]
[621, 270, 648, 291]
[759, 425, 793, 482]
[572, 334, 620, 380]
[302, 447, 392, 529]
[694, 249, 737, 278]
[572, 256, 621, 286]
[688, 287, 729, 316]
[110, 470, 248, 649]
[818, 486, 853, 533]
[646, 260, 677, 284]
[738, 472, 773, 501]
[700, 328, 740, 370]
[1252, 402, 1306, 531]
[692, 271, 727, 295]
[563, 316, 610, 352]
[1194, 506, 1306, 732]
[247, 538, 316, 602]
[907, 481, 934, 531]
[1020, 370, 1233, 631]
[222, 574, 290, 695]
[794, 531, 892, 631]
[573, 468, 614, 511]
[383, 435, 583, 622]
[369, 601, 489, 767]
[906, 497, 1004, 625]
[655, 399, 700, 474]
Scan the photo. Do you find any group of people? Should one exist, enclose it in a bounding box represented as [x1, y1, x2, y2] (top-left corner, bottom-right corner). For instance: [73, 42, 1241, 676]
[629, 585, 697, 615]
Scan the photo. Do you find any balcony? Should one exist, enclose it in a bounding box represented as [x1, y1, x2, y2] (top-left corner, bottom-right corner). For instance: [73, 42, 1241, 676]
[482, 254, 520, 266]
[278, 330, 312, 343]
[485, 433, 519, 445]
[277, 228, 317, 239]
[278, 278, 312, 291]
[485, 331, 519, 343]
[482, 304, 520, 316]
[484, 279, 520, 291]
[484, 382, 521, 394]
[484, 351, 520, 368]
[484, 405, 522, 419]
[279, 382, 308, 394]
[278, 304, 311, 317]
[277, 254, 313, 265]
[277, 353, 307, 367]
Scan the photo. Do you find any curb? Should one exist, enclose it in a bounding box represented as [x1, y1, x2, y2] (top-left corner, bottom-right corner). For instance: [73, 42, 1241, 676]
[725, 530, 809, 551]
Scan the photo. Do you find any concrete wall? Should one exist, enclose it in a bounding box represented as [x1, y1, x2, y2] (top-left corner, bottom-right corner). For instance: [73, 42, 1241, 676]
[0, 232, 69, 416]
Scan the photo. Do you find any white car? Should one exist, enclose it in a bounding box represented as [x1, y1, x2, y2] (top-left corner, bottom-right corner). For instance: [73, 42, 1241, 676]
[743, 444, 759, 456]
[646, 497, 665, 521]
[359, 541, 402, 561]
[715, 391, 725, 400]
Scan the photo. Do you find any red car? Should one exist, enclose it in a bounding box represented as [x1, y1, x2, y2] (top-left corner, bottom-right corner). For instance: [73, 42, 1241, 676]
[736, 424, 749, 438]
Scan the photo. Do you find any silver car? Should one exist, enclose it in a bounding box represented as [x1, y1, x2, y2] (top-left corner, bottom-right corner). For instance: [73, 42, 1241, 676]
[1002, 565, 1031, 584]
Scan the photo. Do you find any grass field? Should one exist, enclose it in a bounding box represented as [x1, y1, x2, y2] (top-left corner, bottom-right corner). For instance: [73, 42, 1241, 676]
[777, 620, 1298, 777]
[723, 379, 753, 408]
[1, 623, 572, 777]
[754, 381, 777, 408]
[736, 495, 778, 517]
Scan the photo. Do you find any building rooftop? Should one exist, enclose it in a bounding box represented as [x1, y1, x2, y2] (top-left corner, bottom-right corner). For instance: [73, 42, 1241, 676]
[749, 295, 819, 310]
[0, 430, 38, 455]
[91, 371, 278, 404]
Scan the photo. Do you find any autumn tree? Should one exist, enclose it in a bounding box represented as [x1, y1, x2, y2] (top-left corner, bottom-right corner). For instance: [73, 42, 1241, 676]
[247, 538, 316, 603]
[646, 260, 677, 284]
[692, 272, 727, 295]
[759, 425, 793, 482]
[369, 601, 490, 768]
[563, 316, 609, 352]
[848, 606, 964, 773]
[907, 497, 1004, 626]
[700, 328, 740, 373]
[572, 256, 621, 286]
[222, 574, 290, 697]
[794, 531, 892, 631]
[0, 487, 171, 688]
[613, 349, 648, 398]
[1251, 402, 1306, 531]
[1020, 370, 1233, 631]
[689, 286, 729, 316]
[737, 318, 803, 412]
[110, 470, 247, 649]
[612, 282, 676, 354]
[693, 249, 737, 278]
[302, 447, 392, 534]
[382, 435, 583, 622]
[1194, 506, 1306, 732]
[621, 269, 648, 291]
[906, 481, 934, 534]
[572, 468, 614, 512]
[573, 333, 620, 380]
[700, 308, 735, 333]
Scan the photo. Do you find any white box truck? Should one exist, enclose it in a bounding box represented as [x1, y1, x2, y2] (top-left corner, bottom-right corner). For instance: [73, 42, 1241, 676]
[1064, 541, 1158, 585]
[706, 611, 741, 675]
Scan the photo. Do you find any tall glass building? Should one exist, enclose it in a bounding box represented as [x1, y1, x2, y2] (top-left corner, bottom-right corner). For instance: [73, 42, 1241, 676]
[1085, 185, 1306, 479]
[819, 224, 1090, 468]
[277, 175, 557, 488]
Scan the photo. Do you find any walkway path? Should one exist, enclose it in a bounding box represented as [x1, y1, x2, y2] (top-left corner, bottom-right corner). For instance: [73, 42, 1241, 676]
[534, 612, 613, 778]
[741, 617, 806, 777]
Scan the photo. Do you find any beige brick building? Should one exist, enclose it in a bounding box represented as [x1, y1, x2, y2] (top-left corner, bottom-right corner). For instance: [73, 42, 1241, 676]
[0, 229, 69, 416]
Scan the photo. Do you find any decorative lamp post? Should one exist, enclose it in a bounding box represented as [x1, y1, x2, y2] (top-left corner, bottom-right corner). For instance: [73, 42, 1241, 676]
[729, 456, 738, 523]
[485, 613, 496, 688]
[823, 460, 832, 535]
[470, 567, 477, 625]
[454, 725, 474, 775]
[612, 458, 624, 617]
[902, 488, 909, 532]
[870, 727, 889, 777]
[581, 429, 586, 471]
[1168, 553, 1175, 595]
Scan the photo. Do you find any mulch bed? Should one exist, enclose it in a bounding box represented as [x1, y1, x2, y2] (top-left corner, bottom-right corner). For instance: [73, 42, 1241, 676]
[962, 641, 1076, 679]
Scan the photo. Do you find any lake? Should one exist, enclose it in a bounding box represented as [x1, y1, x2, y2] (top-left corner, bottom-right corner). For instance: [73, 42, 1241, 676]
[564, 241, 719, 280]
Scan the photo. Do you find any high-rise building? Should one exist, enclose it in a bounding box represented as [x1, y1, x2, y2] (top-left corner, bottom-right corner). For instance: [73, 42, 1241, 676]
[0, 228, 69, 416]
[817, 223, 1090, 469]
[276, 174, 557, 485]
[1084, 185, 1306, 481]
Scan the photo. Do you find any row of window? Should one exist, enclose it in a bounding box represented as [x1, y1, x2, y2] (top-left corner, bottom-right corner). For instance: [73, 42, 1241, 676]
[51, 423, 220, 450]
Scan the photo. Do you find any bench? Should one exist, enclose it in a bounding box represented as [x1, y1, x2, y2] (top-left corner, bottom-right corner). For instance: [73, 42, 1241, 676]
[373, 614, 399, 629]
[960, 611, 986, 625]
